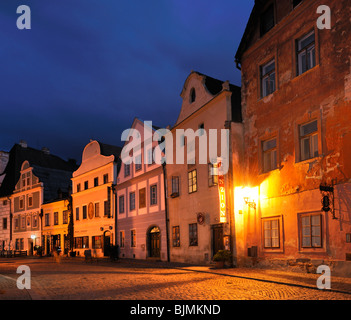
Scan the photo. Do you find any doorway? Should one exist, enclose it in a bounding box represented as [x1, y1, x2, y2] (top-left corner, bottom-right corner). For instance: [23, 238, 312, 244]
[103, 232, 111, 257]
[148, 226, 160, 258]
[212, 224, 224, 257]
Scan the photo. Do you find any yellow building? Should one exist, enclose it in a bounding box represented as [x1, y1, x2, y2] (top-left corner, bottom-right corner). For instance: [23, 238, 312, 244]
[42, 197, 71, 256]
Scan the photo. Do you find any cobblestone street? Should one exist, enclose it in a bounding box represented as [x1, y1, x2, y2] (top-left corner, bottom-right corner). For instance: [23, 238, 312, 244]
[0, 257, 351, 301]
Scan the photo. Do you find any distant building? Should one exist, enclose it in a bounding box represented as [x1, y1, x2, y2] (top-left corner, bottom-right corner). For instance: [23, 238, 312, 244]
[0, 151, 9, 187]
[0, 142, 77, 255]
[165, 71, 242, 265]
[234, 0, 351, 270]
[71, 140, 121, 258]
[115, 118, 168, 261]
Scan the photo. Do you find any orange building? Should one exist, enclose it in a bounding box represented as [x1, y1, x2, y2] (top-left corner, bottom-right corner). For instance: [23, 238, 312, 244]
[233, 0, 351, 273]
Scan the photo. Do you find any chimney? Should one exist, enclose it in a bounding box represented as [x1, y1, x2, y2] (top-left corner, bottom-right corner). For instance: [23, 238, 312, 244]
[42, 147, 50, 155]
[19, 140, 27, 148]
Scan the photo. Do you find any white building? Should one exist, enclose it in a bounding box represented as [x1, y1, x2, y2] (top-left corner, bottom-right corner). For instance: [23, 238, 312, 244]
[71, 140, 121, 257]
[115, 118, 168, 261]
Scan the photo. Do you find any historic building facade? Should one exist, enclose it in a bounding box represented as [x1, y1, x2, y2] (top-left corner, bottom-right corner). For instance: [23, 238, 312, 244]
[234, 0, 351, 268]
[115, 118, 168, 261]
[165, 71, 242, 265]
[71, 140, 121, 257]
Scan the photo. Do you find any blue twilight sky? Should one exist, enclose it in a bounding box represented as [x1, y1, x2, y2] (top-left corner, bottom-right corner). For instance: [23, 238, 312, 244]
[0, 0, 253, 162]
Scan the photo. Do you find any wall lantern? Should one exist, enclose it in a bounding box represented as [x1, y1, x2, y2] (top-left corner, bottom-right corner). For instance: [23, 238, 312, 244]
[30, 234, 36, 240]
[319, 183, 336, 219]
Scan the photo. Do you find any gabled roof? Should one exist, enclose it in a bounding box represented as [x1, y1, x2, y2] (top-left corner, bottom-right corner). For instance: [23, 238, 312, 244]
[0, 143, 78, 199]
[97, 141, 122, 175]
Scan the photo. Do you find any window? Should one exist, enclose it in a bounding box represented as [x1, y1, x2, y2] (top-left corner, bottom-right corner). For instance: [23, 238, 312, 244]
[54, 212, 59, 225]
[92, 236, 102, 249]
[297, 31, 315, 76]
[119, 195, 125, 214]
[172, 226, 180, 247]
[120, 231, 125, 248]
[22, 174, 26, 188]
[84, 181, 88, 190]
[300, 120, 318, 161]
[3, 200, 7, 206]
[263, 219, 280, 248]
[14, 218, 19, 230]
[16, 238, 24, 250]
[171, 176, 179, 197]
[63, 211, 68, 224]
[95, 203, 100, 217]
[190, 88, 196, 103]
[147, 148, 155, 165]
[103, 174, 109, 184]
[300, 214, 322, 248]
[77, 183, 81, 193]
[26, 216, 31, 227]
[124, 164, 130, 177]
[19, 197, 24, 210]
[189, 223, 198, 246]
[150, 185, 157, 205]
[261, 60, 275, 97]
[135, 155, 142, 171]
[260, 4, 275, 36]
[131, 229, 136, 247]
[74, 236, 89, 249]
[76, 207, 80, 220]
[21, 216, 25, 229]
[26, 173, 30, 187]
[32, 215, 38, 228]
[2, 218, 7, 230]
[83, 205, 87, 219]
[188, 169, 197, 194]
[45, 213, 50, 226]
[262, 138, 277, 172]
[94, 177, 99, 187]
[198, 123, 205, 136]
[208, 163, 219, 186]
[28, 195, 33, 207]
[129, 192, 136, 211]
[104, 201, 110, 217]
[139, 188, 146, 208]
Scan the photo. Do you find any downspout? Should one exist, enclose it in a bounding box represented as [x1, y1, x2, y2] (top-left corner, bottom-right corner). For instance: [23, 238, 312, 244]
[7, 196, 12, 248]
[162, 162, 170, 262]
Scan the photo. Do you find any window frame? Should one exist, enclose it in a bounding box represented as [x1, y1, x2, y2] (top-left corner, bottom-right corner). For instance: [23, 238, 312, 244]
[262, 137, 278, 173]
[150, 184, 157, 206]
[119, 195, 125, 214]
[260, 59, 276, 98]
[263, 218, 280, 249]
[299, 119, 319, 161]
[129, 192, 136, 211]
[189, 223, 198, 246]
[296, 30, 316, 76]
[131, 229, 136, 248]
[299, 213, 322, 249]
[188, 169, 197, 194]
[172, 226, 180, 247]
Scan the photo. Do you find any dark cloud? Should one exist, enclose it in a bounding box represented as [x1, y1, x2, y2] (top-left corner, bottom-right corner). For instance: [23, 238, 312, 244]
[0, 0, 253, 162]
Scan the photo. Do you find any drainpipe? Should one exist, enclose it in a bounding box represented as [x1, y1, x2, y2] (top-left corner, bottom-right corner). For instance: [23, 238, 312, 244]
[7, 196, 12, 249]
[162, 162, 170, 262]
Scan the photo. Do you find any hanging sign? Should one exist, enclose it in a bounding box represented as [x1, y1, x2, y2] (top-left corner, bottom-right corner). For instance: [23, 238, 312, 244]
[218, 162, 226, 223]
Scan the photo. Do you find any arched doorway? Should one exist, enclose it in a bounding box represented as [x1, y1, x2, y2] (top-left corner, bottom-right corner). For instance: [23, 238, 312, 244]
[147, 226, 161, 258]
[103, 231, 111, 257]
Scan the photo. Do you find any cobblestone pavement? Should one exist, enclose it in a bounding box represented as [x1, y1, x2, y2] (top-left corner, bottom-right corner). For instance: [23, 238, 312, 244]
[0, 257, 351, 301]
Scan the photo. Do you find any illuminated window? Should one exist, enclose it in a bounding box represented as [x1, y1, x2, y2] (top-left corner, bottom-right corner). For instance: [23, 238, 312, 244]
[188, 169, 197, 194]
[297, 31, 315, 76]
[300, 214, 322, 248]
[172, 226, 180, 247]
[120, 231, 125, 248]
[262, 138, 277, 172]
[300, 120, 318, 161]
[131, 229, 136, 247]
[139, 188, 146, 208]
[261, 59, 275, 97]
[189, 223, 198, 246]
[92, 236, 102, 249]
[263, 218, 280, 248]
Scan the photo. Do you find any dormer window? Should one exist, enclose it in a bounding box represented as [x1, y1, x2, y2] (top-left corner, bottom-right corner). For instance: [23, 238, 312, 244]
[190, 88, 196, 103]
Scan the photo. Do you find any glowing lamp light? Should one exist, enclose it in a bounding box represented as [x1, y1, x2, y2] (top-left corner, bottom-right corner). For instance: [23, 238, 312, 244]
[234, 186, 259, 214]
[30, 235, 36, 240]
